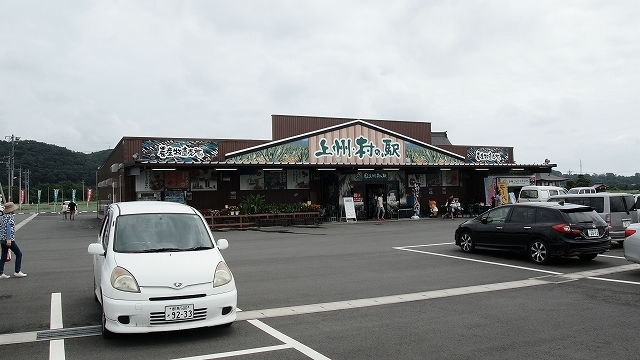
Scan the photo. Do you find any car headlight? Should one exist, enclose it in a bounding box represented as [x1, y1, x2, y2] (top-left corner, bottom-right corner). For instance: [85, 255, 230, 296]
[213, 261, 233, 287]
[110, 267, 140, 293]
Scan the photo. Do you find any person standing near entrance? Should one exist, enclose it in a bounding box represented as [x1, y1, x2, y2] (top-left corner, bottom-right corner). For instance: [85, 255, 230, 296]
[376, 193, 386, 220]
[68, 200, 77, 220]
[0, 202, 27, 279]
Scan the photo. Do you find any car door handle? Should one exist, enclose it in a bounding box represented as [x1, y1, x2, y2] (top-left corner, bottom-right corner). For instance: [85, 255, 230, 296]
[523, 226, 532, 229]
[495, 226, 503, 230]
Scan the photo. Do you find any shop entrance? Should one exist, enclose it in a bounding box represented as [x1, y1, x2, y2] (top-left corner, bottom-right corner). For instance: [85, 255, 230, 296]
[364, 182, 399, 219]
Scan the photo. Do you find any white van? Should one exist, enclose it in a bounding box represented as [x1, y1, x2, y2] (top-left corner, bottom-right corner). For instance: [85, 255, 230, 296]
[568, 186, 597, 194]
[518, 186, 567, 202]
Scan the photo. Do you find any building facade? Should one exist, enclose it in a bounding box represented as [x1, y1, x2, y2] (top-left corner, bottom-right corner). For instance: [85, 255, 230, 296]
[97, 115, 556, 219]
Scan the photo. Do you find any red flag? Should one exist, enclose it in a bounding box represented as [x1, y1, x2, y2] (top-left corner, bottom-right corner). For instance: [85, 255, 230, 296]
[87, 188, 93, 202]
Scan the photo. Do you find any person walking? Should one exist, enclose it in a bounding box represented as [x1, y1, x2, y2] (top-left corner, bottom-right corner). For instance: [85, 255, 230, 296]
[0, 202, 27, 279]
[376, 193, 386, 220]
[68, 200, 77, 220]
[443, 195, 455, 219]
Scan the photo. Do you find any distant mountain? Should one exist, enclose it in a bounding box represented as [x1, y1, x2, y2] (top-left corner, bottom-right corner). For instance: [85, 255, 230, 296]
[0, 140, 110, 187]
[552, 170, 640, 191]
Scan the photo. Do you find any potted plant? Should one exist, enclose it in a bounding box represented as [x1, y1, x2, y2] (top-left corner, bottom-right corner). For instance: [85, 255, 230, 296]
[229, 206, 240, 215]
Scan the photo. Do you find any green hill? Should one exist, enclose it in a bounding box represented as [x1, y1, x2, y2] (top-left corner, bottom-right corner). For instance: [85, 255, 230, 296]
[0, 140, 111, 202]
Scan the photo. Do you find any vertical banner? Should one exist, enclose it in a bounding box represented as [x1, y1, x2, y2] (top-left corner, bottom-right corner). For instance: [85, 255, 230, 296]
[72, 189, 77, 202]
[87, 188, 93, 202]
[20, 190, 25, 204]
[54, 189, 59, 203]
[37, 190, 42, 204]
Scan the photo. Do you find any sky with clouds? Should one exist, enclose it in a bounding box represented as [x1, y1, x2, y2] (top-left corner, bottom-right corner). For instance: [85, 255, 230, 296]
[1, 1, 638, 175]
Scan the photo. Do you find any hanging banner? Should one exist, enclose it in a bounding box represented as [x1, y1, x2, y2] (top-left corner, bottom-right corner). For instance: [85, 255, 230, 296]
[72, 189, 77, 202]
[87, 188, 93, 202]
[20, 190, 25, 204]
[54, 189, 59, 203]
[38, 190, 42, 204]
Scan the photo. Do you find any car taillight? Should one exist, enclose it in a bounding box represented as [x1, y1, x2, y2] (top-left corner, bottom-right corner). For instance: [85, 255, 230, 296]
[626, 229, 637, 238]
[552, 223, 581, 235]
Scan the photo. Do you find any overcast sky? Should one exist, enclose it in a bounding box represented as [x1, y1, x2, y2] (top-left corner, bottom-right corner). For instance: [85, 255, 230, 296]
[1, 1, 638, 175]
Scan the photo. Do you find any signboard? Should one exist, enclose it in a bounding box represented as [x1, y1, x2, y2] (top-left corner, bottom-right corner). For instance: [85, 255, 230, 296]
[141, 140, 218, 163]
[442, 170, 459, 187]
[408, 174, 426, 188]
[343, 197, 357, 221]
[287, 169, 309, 189]
[164, 190, 186, 204]
[240, 172, 265, 190]
[264, 170, 287, 190]
[499, 177, 532, 187]
[136, 170, 165, 191]
[190, 169, 217, 191]
[362, 171, 389, 181]
[165, 170, 190, 189]
[466, 147, 509, 164]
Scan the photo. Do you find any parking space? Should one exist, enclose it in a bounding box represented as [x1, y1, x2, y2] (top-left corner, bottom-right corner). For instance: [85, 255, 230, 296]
[2, 214, 640, 359]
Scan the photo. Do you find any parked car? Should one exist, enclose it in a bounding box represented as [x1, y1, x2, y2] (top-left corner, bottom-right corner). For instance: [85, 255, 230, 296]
[88, 201, 237, 338]
[518, 186, 567, 202]
[635, 194, 640, 219]
[623, 223, 640, 264]
[568, 187, 597, 194]
[454, 202, 611, 264]
[548, 192, 638, 243]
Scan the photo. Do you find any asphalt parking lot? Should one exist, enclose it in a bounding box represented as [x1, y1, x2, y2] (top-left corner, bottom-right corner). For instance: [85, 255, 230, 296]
[2, 212, 640, 359]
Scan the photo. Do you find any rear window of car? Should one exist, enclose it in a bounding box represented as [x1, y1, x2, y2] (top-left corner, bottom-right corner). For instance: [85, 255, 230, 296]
[562, 209, 606, 225]
[520, 190, 538, 199]
[611, 195, 637, 212]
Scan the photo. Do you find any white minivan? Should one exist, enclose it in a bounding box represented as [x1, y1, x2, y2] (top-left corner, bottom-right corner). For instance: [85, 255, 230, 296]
[518, 186, 568, 202]
[88, 201, 237, 338]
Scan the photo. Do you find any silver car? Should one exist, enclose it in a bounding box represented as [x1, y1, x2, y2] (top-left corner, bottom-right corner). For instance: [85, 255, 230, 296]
[623, 223, 640, 264]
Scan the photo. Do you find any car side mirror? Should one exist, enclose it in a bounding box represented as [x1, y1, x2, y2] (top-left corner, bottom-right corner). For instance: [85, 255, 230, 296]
[216, 238, 229, 250]
[88, 243, 105, 256]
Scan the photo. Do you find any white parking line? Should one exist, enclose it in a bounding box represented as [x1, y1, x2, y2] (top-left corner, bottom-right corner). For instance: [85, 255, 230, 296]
[393, 245, 562, 275]
[171, 344, 292, 360]
[50, 293, 65, 360]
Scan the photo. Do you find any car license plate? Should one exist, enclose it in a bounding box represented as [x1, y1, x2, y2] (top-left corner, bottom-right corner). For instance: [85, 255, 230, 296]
[165, 304, 194, 321]
[587, 229, 599, 237]
[623, 220, 631, 228]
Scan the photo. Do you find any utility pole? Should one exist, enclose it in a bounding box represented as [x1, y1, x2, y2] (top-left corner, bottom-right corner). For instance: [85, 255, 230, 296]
[81, 180, 85, 201]
[4, 134, 20, 202]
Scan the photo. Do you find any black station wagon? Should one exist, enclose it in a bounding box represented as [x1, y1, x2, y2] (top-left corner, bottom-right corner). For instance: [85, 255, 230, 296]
[454, 202, 611, 264]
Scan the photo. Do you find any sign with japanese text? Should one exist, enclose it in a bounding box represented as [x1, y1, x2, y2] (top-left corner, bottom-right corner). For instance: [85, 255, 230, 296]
[287, 169, 310, 189]
[136, 170, 165, 192]
[466, 147, 509, 164]
[141, 140, 218, 163]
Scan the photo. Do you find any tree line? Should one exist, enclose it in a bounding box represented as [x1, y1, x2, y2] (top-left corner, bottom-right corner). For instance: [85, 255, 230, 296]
[0, 139, 110, 203]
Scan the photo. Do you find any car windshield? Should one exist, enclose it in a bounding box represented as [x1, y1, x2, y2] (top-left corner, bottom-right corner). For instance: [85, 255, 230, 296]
[114, 213, 214, 253]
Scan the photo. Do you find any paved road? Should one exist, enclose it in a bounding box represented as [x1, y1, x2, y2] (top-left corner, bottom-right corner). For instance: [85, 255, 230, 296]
[1, 213, 640, 359]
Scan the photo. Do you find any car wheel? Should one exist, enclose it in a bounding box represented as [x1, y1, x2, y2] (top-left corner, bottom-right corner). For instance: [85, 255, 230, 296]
[101, 300, 114, 339]
[578, 254, 598, 261]
[529, 239, 550, 264]
[459, 232, 475, 253]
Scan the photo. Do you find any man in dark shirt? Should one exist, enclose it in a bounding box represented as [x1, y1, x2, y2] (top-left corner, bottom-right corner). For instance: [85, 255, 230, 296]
[68, 201, 77, 220]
